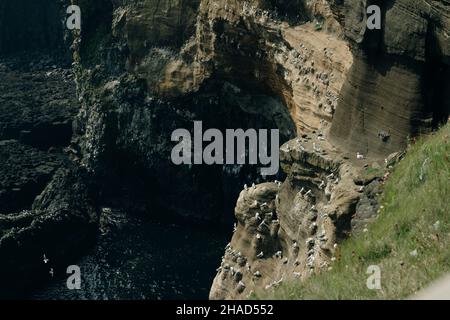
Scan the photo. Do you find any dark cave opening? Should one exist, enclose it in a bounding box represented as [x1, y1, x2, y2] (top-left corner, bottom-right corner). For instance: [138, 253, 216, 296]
[97, 78, 295, 229]
[26, 78, 296, 299]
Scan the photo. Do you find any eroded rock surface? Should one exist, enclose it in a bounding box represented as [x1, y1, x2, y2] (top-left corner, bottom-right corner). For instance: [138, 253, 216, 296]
[330, 0, 450, 158]
[0, 0, 449, 299]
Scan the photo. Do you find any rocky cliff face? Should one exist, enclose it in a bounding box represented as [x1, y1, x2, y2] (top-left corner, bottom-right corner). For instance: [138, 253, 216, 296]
[208, 0, 450, 299]
[65, 0, 449, 298]
[330, 0, 450, 158]
[0, 0, 449, 298]
[69, 0, 353, 224]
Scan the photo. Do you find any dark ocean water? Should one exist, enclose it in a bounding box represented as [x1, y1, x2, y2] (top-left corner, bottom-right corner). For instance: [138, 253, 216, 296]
[31, 218, 228, 300]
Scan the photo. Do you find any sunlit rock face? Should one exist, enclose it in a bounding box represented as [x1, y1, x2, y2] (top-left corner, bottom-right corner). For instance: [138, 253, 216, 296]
[330, 0, 450, 159]
[2, 0, 447, 299]
[66, 0, 449, 299]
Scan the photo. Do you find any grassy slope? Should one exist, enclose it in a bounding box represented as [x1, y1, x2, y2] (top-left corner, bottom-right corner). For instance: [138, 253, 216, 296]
[266, 123, 450, 300]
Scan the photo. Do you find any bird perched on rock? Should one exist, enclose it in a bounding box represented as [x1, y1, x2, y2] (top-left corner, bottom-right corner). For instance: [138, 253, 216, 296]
[304, 189, 312, 198]
[313, 143, 321, 152]
[274, 278, 283, 286]
[258, 220, 269, 231]
[356, 152, 365, 160]
[244, 184, 248, 191]
[306, 238, 315, 248]
[252, 183, 256, 189]
[319, 180, 325, 189]
[256, 251, 264, 259]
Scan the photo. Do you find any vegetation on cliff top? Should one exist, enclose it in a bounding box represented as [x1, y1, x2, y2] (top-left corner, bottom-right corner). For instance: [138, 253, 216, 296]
[265, 122, 450, 300]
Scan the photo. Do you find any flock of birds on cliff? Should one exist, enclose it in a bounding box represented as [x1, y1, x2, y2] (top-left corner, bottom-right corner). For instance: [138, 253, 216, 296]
[206, 1, 373, 297]
[214, 1, 339, 117]
[214, 128, 370, 296]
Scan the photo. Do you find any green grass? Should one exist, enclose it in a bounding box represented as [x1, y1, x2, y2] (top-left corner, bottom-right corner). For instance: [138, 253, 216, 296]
[263, 123, 450, 300]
